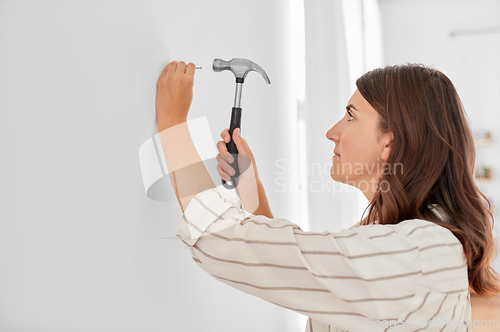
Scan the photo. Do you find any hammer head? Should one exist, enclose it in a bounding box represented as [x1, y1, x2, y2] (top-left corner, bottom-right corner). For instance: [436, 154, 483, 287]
[213, 58, 271, 84]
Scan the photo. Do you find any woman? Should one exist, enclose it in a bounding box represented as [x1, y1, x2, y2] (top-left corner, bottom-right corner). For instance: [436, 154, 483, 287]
[156, 61, 500, 331]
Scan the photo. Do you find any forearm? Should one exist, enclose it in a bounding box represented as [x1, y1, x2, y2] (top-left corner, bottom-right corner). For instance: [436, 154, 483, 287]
[159, 119, 216, 212]
[158, 120, 272, 217]
[251, 181, 273, 218]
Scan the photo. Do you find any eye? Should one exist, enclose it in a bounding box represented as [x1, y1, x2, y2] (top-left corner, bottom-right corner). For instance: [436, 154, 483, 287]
[347, 109, 355, 122]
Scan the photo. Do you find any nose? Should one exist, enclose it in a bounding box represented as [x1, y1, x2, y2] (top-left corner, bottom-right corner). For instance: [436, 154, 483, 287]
[326, 118, 343, 144]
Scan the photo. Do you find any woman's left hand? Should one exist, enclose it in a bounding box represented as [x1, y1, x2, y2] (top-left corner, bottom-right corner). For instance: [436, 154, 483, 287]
[156, 61, 196, 131]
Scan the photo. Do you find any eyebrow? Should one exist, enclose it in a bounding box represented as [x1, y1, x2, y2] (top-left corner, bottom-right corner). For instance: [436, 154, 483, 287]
[346, 104, 360, 112]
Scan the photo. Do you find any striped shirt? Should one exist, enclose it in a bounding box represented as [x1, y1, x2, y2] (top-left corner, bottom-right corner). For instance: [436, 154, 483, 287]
[175, 188, 471, 331]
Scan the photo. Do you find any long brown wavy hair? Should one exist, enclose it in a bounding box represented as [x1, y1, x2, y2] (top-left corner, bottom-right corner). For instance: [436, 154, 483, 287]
[356, 64, 500, 298]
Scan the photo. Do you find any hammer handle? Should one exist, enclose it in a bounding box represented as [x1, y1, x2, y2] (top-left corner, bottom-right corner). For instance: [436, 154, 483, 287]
[222, 107, 242, 189]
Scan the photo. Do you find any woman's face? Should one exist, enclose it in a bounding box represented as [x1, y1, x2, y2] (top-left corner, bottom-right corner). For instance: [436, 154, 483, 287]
[326, 89, 393, 199]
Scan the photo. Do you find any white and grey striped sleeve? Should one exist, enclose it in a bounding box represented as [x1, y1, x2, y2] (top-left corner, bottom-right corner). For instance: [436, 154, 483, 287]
[174, 188, 466, 331]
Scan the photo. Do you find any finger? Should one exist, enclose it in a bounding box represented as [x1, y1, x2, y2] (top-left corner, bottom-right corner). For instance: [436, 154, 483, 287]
[217, 164, 232, 182]
[217, 154, 235, 176]
[216, 164, 232, 182]
[160, 64, 168, 77]
[220, 128, 230, 142]
[186, 63, 196, 75]
[216, 140, 228, 153]
[166, 61, 178, 75]
[175, 61, 186, 74]
[161, 61, 173, 74]
[216, 142, 234, 163]
[158, 61, 176, 83]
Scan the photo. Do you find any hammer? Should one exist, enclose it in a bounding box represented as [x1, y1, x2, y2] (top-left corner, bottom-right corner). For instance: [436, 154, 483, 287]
[213, 58, 271, 189]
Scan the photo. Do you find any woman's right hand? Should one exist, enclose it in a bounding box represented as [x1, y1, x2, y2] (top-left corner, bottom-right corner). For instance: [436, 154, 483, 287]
[216, 128, 260, 189]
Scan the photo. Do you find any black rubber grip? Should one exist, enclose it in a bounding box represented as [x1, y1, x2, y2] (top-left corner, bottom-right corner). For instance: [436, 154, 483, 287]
[222, 107, 242, 189]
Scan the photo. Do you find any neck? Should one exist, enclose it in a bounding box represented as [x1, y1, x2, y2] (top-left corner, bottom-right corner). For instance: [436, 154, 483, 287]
[362, 186, 377, 203]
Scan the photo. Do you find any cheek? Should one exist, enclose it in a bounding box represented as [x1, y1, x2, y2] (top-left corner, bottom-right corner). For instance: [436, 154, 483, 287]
[343, 128, 380, 162]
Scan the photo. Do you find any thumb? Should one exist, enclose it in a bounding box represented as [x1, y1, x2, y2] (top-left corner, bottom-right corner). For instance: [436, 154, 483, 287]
[232, 128, 252, 173]
[233, 128, 246, 151]
[233, 128, 241, 143]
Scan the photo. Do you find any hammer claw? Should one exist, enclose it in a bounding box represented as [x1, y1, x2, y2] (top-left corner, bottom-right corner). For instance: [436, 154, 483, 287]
[213, 58, 270, 84]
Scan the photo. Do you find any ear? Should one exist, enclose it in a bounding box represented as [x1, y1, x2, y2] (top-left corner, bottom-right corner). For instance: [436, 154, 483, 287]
[380, 131, 394, 161]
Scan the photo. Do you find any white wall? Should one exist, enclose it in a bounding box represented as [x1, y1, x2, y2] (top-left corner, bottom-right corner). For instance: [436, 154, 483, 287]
[379, 0, 500, 271]
[0, 0, 305, 330]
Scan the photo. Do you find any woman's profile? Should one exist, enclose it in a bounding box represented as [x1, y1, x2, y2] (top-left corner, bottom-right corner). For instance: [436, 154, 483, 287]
[156, 61, 500, 331]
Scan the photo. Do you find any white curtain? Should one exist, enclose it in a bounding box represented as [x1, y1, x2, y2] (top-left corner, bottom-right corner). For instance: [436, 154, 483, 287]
[303, 0, 383, 232]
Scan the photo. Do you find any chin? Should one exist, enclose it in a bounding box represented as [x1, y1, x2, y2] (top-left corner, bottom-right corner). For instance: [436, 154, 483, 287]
[330, 173, 346, 184]
[330, 172, 357, 187]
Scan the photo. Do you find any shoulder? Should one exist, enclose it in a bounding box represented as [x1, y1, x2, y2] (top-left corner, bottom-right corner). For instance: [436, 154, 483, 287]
[347, 219, 465, 267]
[391, 220, 469, 301]
[367, 219, 467, 282]
[350, 219, 461, 246]
[392, 219, 462, 247]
